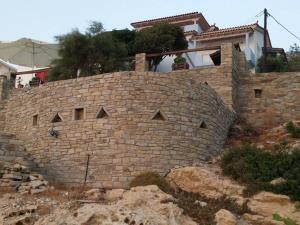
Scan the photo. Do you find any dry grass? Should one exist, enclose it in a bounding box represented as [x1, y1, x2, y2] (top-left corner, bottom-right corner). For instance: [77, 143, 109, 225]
[173, 190, 249, 225]
[37, 184, 91, 202]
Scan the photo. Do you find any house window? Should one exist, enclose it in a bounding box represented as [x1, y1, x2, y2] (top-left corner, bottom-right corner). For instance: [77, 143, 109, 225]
[33, 114, 38, 126]
[74, 108, 84, 120]
[254, 89, 262, 98]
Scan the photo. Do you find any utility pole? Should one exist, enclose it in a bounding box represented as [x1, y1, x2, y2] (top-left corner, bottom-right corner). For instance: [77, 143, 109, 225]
[263, 8, 268, 71]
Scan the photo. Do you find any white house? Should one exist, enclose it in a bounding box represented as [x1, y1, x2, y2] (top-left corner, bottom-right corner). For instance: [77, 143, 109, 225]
[131, 12, 272, 72]
[0, 59, 48, 87]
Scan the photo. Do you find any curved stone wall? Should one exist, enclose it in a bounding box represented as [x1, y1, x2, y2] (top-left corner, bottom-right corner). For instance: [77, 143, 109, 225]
[4, 72, 234, 188]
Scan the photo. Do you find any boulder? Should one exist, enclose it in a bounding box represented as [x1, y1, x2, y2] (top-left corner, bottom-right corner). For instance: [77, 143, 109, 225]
[215, 209, 237, 225]
[270, 177, 287, 186]
[248, 192, 300, 224]
[166, 167, 245, 201]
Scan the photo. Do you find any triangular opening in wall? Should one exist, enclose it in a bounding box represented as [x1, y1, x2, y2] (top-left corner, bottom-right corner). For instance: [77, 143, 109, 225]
[96, 108, 109, 119]
[200, 120, 207, 129]
[151, 110, 166, 121]
[51, 113, 63, 123]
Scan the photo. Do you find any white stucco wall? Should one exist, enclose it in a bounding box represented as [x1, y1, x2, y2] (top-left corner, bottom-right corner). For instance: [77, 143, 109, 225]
[0, 64, 37, 88]
[183, 23, 202, 33]
[15, 73, 36, 87]
[240, 31, 264, 67]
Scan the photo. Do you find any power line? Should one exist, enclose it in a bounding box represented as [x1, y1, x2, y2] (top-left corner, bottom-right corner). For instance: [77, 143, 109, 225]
[243, 10, 264, 25]
[255, 10, 264, 18]
[268, 12, 300, 42]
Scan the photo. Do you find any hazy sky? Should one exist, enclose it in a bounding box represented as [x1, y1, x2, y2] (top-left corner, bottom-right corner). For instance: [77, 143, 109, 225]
[1, 0, 300, 50]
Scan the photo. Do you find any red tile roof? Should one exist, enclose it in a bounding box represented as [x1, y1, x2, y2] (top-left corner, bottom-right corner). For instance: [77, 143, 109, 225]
[194, 23, 260, 39]
[192, 22, 272, 47]
[131, 12, 210, 30]
[184, 30, 199, 36]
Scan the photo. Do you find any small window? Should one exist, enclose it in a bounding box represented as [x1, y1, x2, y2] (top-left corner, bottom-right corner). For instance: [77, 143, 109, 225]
[74, 108, 84, 120]
[33, 114, 38, 126]
[200, 121, 207, 129]
[96, 108, 108, 119]
[151, 110, 166, 121]
[254, 89, 262, 98]
[51, 113, 63, 123]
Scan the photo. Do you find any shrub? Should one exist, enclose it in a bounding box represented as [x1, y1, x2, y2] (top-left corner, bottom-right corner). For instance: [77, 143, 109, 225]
[257, 55, 288, 73]
[286, 121, 300, 138]
[174, 191, 248, 225]
[273, 214, 298, 225]
[129, 172, 171, 193]
[174, 55, 186, 64]
[221, 145, 300, 201]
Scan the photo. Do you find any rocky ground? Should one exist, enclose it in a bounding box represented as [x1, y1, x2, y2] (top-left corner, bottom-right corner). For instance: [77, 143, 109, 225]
[0, 164, 299, 225]
[0, 159, 48, 195]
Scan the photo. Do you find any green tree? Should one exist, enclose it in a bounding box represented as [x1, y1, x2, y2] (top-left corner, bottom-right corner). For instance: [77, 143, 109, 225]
[48, 22, 128, 81]
[134, 23, 188, 71]
[112, 29, 136, 56]
[287, 43, 300, 72]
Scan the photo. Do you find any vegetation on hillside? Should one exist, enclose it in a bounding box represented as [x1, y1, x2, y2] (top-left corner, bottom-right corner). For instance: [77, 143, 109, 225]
[221, 145, 300, 201]
[273, 214, 298, 225]
[48, 21, 187, 80]
[286, 121, 300, 138]
[257, 43, 300, 72]
[130, 172, 248, 225]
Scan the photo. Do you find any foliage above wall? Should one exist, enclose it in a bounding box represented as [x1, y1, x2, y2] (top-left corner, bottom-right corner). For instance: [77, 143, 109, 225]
[257, 43, 300, 73]
[48, 21, 188, 80]
[134, 23, 188, 71]
[48, 21, 130, 81]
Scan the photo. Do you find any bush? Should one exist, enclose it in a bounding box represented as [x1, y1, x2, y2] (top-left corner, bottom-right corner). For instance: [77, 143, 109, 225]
[174, 55, 186, 64]
[273, 214, 298, 225]
[257, 55, 288, 73]
[129, 172, 171, 193]
[221, 145, 300, 201]
[286, 121, 300, 138]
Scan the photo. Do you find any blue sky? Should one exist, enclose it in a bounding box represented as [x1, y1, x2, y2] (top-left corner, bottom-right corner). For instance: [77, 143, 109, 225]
[1, 0, 300, 50]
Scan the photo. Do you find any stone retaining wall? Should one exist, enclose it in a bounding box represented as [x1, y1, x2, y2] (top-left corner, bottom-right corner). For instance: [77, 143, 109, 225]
[238, 72, 300, 130]
[3, 72, 234, 188]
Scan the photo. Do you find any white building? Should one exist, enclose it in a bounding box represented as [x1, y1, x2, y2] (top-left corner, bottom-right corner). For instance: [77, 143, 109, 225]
[0, 59, 48, 87]
[131, 12, 272, 72]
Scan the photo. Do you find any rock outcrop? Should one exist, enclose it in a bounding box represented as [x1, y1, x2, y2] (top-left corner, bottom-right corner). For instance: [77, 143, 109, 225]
[0, 185, 197, 225]
[166, 166, 245, 204]
[167, 166, 300, 225]
[247, 192, 300, 224]
[0, 160, 48, 194]
[215, 209, 237, 225]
